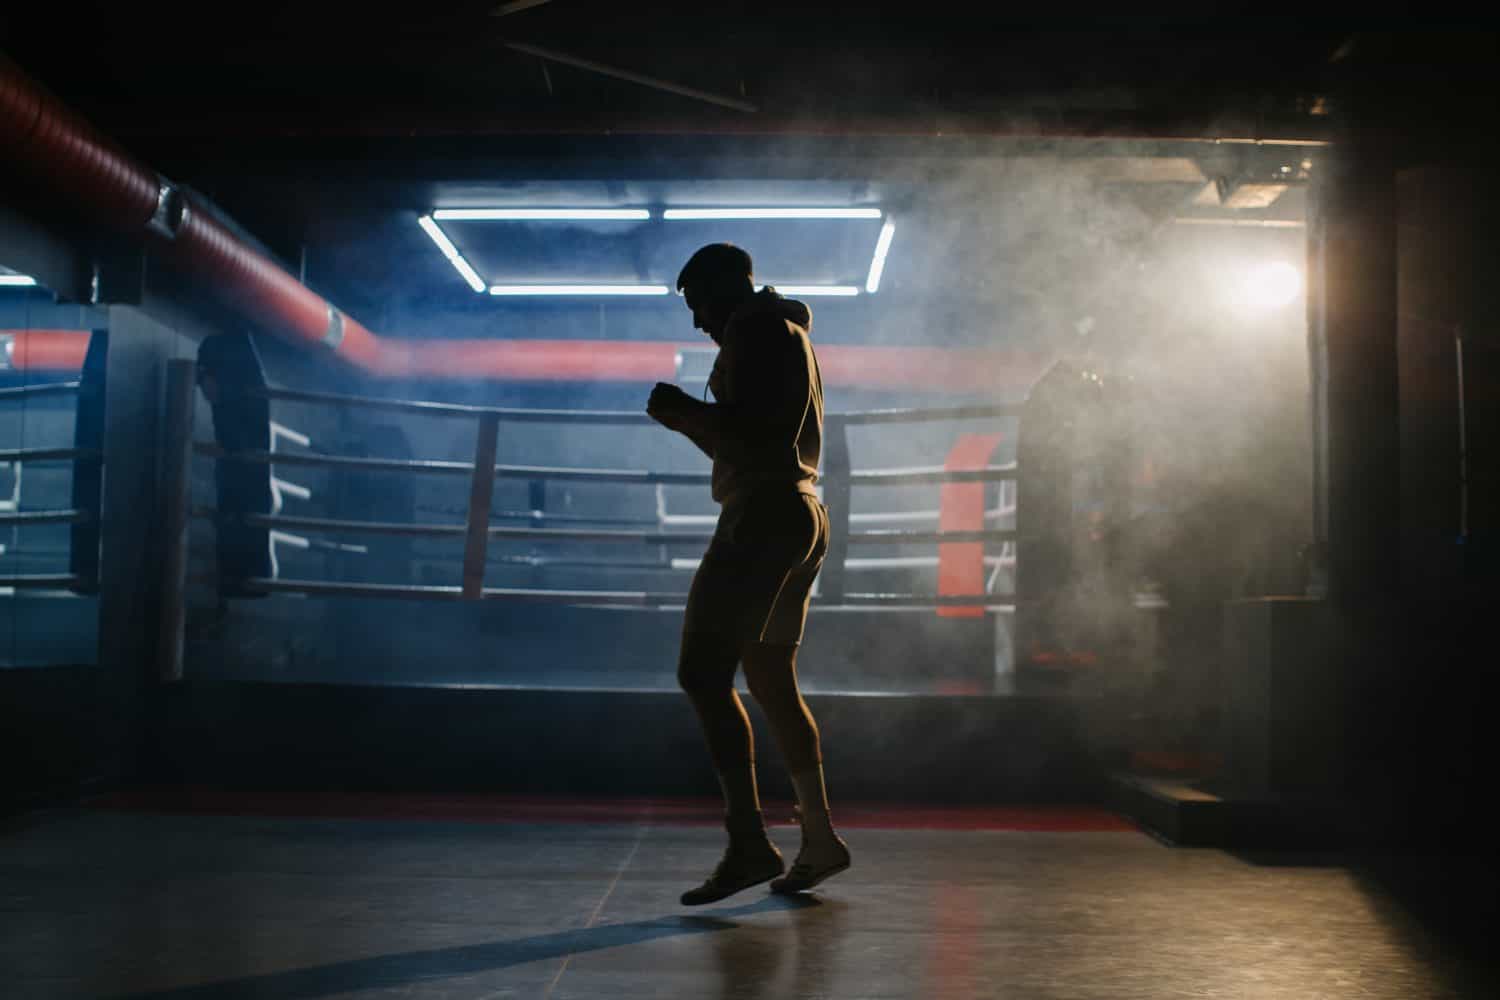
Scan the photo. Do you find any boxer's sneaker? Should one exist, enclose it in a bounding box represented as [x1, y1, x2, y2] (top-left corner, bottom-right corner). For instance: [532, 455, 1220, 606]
[680, 836, 785, 906]
[770, 834, 851, 894]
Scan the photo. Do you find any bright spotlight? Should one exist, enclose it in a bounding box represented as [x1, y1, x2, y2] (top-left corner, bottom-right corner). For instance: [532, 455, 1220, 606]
[1240, 261, 1302, 309]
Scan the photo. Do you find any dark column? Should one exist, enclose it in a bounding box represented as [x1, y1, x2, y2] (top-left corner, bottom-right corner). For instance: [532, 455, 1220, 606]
[68, 330, 108, 590]
[1396, 167, 1498, 607]
[1310, 139, 1500, 844]
[90, 306, 186, 781]
[1392, 166, 1500, 846]
[1308, 146, 1400, 613]
[1304, 138, 1405, 840]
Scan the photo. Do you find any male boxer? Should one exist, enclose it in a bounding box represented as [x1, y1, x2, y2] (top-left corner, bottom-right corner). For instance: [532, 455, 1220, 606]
[646, 243, 851, 904]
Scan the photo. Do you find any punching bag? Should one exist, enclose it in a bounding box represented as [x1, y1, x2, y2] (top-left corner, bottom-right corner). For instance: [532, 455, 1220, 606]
[197, 333, 272, 595]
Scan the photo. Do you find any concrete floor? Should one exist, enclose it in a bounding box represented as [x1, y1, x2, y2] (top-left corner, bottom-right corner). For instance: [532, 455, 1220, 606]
[2, 804, 1493, 999]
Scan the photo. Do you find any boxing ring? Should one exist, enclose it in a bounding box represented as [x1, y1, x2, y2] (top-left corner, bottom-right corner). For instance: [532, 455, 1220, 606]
[0, 377, 101, 595]
[193, 398, 1016, 593]
[163, 362, 1021, 683]
[0, 356, 1119, 799]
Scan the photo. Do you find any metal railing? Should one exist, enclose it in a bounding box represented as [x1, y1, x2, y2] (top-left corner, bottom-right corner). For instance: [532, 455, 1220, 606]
[0, 380, 81, 401]
[0, 380, 95, 591]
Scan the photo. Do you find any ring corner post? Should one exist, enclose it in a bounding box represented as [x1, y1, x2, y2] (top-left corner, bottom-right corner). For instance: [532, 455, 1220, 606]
[156, 359, 196, 682]
[462, 412, 501, 599]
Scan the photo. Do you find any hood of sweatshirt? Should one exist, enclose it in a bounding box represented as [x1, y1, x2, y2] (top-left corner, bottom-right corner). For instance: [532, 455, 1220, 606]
[726, 286, 812, 336]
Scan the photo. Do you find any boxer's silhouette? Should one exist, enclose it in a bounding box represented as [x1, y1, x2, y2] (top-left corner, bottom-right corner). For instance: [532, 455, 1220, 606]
[646, 244, 851, 904]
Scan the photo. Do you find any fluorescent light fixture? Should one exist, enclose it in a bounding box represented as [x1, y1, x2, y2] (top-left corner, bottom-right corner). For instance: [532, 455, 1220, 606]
[865, 220, 896, 293]
[663, 208, 882, 220]
[766, 285, 861, 297]
[434, 208, 651, 221]
[418, 215, 461, 257]
[488, 284, 671, 296]
[449, 257, 487, 294]
[417, 216, 487, 293]
[0, 274, 38, 288]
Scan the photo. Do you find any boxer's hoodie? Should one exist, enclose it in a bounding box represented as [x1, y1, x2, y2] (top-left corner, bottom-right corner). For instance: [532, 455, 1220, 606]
[688, 287, 822, 507]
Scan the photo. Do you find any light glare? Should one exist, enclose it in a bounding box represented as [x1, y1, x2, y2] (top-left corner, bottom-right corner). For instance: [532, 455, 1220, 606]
[0, 275, 38, 287]
[1241, 261, 1303, 309]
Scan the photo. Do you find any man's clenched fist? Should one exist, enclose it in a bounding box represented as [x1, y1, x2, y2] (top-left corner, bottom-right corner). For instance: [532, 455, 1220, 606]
[647, 382, 695, 429]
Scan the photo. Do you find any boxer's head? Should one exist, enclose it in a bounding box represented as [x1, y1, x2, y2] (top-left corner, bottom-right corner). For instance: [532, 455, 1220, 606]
[677, 243, 755, 342]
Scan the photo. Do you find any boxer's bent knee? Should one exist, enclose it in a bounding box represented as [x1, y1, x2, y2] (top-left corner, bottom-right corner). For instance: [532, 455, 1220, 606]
[677, 629, 740, 697]
[741, 640, 799, 704]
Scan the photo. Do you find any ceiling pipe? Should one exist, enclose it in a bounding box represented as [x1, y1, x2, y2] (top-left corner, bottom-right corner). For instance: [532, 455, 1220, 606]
[0, 56, 159, 228]
[0, 54, 379, 369]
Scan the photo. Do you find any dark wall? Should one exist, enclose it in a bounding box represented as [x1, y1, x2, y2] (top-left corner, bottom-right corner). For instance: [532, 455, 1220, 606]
[1397, 167, 1498, 608]
[1302, 150, 1500, 847]
[1388, 167, 1500, 846]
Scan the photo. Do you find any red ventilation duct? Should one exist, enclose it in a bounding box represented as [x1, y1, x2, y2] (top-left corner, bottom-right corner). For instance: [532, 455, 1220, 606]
[0, 54, 377, 367]
[0, 58, 158, 230]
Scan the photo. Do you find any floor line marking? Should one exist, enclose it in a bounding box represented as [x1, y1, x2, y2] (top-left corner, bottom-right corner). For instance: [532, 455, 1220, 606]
[543, 817, 650, 997]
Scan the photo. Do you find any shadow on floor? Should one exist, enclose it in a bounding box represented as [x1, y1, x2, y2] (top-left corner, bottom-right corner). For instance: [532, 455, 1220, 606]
[115, 895, 821, 1000]
[1348, 853, 1500, 995]
[1231, 847, 1500, 996]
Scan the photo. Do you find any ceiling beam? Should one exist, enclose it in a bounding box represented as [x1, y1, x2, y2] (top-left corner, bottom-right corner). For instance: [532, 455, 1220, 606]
[492, 0, 556, 15]
[501, 41, 759, 113]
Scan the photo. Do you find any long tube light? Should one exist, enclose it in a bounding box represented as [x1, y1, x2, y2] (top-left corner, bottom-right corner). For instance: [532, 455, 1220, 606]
[489, 285, 671, 296]
[663, 208, 882, 220]
[865, 220, 896, 293]
[417, 216, 486, 293]
[763, 285, 861, 297]
[417, 207, 890, 298]
[0, 275, 38, 287]
[434, 209, 651, 221]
